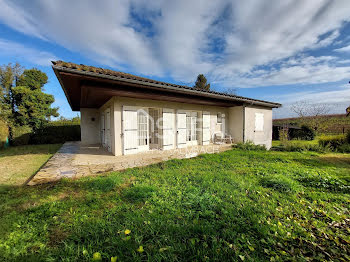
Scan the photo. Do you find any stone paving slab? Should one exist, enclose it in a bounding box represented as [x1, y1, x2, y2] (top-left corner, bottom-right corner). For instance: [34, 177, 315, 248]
[28, 141, 232, 185]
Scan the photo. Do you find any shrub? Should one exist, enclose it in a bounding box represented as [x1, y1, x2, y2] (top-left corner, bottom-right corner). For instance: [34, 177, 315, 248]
[337, 143, 350, 153]
[12, 125, 32, 146]
[318, 135, 346, 150]
[278, 128, 289, 143]
[30, 125, 80, 144]
[346, 130, 350, 144]
[291, 125, 315, 140]
[233, 142, 266, 151]
[0, 119, 8, 148]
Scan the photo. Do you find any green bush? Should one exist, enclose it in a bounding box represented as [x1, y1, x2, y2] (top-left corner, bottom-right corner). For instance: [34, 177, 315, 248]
[233, 142, 266, 151]
[318, 135, 346, 150]
[346, 130, 350, 144]
[30, 125, 80, 144]
[291, 125, 315, 140]
[337, 143, 350, 153]
[0, 119, 8, 148]
[12, 125, 32, 146]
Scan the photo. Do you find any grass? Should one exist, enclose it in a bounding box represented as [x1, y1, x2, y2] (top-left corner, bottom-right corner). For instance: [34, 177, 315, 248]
[0, 148, 349, 261]
[272, 138, 319, 147]
[0, 144, 62, 186]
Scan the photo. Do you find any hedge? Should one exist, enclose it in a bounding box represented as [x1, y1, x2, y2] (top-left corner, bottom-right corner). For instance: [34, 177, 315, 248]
[318, 135, 346, 150]
[11, 124, 81, 146]
[30, 125, 81, 144]
[12, 125, 32, 146]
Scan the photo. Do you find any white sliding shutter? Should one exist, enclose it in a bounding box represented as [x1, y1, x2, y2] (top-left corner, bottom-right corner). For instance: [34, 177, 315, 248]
[255, 113, 264, 132]
[162, 108, 175, 150]
[105, 109, 111, 152]
[202, 111, 210, 145]
[123, 106, 139, 155]
[176, 110, 187, 148]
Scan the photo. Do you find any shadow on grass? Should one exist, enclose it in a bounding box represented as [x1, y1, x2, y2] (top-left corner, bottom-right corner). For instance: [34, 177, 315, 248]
[293, 156, 350, 169]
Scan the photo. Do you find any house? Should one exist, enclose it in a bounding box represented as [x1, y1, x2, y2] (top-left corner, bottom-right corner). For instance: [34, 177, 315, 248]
[52, 61, 281, 155]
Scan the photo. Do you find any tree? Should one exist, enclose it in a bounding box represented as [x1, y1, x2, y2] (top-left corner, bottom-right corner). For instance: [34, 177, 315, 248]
[0, 63, 23, 120]
[222, 88, 237, 95]
[346, 105, 350, 117]
[291, 100, 330, 118]
[0, 63, 23, 141]
[290, 100, 330, 131]
[194, 74, 210, 91]
[0, 64, 59, 142]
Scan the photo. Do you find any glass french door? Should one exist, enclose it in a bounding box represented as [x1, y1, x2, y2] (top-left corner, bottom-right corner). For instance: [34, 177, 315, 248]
[186, 112, 198, 145]
[137, 109, 149, 152]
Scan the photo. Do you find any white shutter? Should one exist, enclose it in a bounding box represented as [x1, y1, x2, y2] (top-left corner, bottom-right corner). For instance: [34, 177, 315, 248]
[176, 110, 187, 148]
[255, 113, 264, 131]
[162, 108, 175, 150]
[123, 106, 139, 155]
[202, 111, 210, 145]
[105, 109, 111, 152]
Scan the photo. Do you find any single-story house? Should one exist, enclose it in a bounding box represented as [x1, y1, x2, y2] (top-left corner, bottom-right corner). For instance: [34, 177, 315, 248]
[53, 61, 281, 155]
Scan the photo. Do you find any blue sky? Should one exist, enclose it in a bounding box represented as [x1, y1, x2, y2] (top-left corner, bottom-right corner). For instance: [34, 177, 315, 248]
[0, 0, 350, 119]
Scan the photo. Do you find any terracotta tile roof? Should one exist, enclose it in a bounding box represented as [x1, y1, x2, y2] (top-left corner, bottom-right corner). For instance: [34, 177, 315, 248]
[52, 60, 281, 108]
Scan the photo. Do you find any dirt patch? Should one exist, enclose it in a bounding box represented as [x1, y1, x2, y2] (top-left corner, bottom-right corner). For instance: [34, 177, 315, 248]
[48, 226, 68, 247]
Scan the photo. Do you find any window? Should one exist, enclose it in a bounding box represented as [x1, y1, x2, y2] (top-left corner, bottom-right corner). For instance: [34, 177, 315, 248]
[186, 112, 197, 141]
[138, 111, 148, 146]
[217, 113, 222, 123]
[255, 113, 264, 131]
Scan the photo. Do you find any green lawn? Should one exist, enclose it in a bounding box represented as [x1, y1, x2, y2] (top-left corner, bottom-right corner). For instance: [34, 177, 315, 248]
[0, 149, 349, 261]
[0, 144, 62, 186]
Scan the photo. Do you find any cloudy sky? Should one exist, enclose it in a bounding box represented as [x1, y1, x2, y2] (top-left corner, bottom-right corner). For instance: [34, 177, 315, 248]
[0, 0, 350, 118]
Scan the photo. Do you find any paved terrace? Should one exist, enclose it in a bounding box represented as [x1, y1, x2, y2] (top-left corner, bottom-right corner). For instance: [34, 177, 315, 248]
[27, 142, 232, 185]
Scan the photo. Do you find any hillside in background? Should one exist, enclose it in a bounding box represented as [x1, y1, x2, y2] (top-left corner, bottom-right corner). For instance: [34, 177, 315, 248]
[273, 114, 350, 135]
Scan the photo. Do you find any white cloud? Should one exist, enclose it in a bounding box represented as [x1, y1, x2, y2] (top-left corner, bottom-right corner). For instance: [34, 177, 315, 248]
[212, 55, 350, 88]
[334, 44, 350, 52]
[0, 0, 45, 39]
[0, 0, 350, 86]
[272, 84, 350, 118]
[0, 38, 58, 66]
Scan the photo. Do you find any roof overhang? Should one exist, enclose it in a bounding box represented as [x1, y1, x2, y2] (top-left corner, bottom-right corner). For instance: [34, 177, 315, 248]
[53, 65, 282, 111]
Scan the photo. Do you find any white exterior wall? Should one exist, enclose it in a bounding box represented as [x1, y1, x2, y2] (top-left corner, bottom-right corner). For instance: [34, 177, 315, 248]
[80, 97, 274, 155]
[112, 97, 229, 156]
[228, 106, 244, 143]
[244, 106, 273, 149]
[80, 108, 100, 145]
